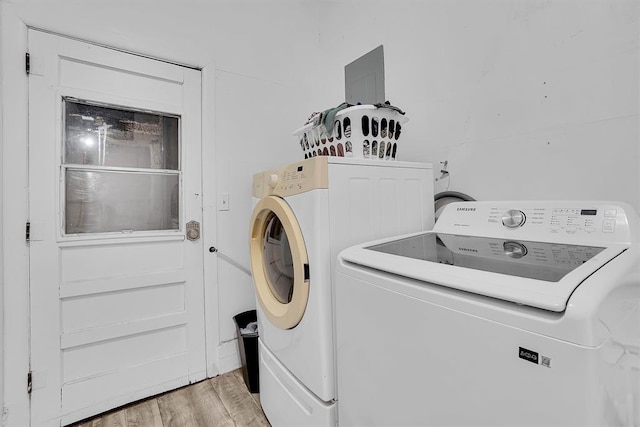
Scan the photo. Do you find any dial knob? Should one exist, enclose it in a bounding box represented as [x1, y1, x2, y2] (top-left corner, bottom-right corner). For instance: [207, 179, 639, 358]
[268, 173, 279, 189]
[502, 209, 526, 228]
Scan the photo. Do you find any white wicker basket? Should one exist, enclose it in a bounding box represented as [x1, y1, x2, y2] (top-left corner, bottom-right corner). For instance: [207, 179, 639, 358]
[293, 105, 408, 160]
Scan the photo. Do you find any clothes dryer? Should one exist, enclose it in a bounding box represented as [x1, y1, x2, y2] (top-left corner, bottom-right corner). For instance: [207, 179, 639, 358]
[249, 156, 434, 426]
[335, 201, 640, 426]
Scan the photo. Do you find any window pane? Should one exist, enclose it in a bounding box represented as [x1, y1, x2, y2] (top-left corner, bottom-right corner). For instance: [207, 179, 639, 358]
[262, 213, 295, 304]
[64, 99, 179, 170]
[65, 169, 179, 234]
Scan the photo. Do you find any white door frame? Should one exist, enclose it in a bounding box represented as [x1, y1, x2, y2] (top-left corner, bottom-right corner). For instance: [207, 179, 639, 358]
[0, 6, 219, 425]
[201, 65, 221, 380]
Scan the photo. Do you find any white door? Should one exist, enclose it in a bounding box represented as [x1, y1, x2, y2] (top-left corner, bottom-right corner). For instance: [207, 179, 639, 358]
[28, 30, 206, 426]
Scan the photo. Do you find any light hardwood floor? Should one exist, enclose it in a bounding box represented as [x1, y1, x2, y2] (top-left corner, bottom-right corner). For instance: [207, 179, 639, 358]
[70, 369, 270, 427]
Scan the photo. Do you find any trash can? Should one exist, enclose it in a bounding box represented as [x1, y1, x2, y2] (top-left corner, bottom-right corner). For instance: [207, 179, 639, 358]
[233, 310, 259, 393]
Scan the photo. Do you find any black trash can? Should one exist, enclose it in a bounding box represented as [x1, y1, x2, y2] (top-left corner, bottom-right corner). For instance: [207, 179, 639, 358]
[233, 310, 259, 393]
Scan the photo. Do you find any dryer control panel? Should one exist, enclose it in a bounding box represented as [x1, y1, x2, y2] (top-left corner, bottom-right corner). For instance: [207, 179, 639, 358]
[252, 157, 329, 198]
[434, 201, 636, 245]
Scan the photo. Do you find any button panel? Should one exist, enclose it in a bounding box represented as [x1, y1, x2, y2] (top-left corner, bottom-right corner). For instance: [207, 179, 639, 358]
[549, 208, 602, 236]
[253, 157, 329, 198]
[602, 219, 616, 233]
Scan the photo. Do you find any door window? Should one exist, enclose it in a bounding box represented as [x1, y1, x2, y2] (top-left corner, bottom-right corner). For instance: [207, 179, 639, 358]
[63, 99, 180, 234]
[262, 213, 295, 303]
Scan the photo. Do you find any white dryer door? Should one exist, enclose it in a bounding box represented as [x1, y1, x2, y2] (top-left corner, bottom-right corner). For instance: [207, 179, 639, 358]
[250, 195, 309, 329]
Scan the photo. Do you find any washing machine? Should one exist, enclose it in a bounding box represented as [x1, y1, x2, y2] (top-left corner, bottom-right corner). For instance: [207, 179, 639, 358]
[335, 201, 639, 426]
[249, 156, 434, 426]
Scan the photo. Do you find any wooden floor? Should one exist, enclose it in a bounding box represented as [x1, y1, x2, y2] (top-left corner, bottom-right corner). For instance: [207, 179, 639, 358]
[70, 369, 270, 427]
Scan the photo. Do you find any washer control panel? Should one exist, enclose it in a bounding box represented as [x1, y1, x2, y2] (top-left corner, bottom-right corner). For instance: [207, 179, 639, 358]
[434, 201, 635, 244]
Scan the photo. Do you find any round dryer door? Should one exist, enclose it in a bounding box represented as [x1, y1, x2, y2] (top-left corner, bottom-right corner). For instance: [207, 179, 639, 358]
[249, 195, 309, 330]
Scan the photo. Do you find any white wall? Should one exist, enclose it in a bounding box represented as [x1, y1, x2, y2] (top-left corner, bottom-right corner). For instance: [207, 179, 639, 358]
[314, 0, 639, 210]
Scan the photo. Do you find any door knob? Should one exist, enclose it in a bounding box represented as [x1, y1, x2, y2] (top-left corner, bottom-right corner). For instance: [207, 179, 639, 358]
[186, 220, 200, 241]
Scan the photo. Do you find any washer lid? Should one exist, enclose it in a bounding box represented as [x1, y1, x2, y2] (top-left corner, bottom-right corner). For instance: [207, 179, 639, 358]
[340, 231, 628, 312]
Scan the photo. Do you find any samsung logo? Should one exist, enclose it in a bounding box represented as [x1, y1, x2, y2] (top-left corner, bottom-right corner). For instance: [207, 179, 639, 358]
[457, 207, 476, 211]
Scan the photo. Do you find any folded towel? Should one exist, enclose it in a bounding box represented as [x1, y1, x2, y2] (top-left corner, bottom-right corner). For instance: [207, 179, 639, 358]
[319, 102, 352, 134]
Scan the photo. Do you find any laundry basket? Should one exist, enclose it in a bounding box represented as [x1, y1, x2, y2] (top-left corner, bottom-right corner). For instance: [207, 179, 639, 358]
[293, 105, 408, 161]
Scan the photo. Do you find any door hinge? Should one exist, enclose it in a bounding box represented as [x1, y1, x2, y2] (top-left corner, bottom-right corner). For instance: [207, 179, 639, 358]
[27, 371, 32, 395]
[26, 222, 31, 242]
[25, 53, 30, 75]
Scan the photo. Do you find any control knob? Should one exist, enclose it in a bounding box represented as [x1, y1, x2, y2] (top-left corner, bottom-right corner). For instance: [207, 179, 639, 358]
[268, 173, 279, 189]
[502, 209, 526, 228]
